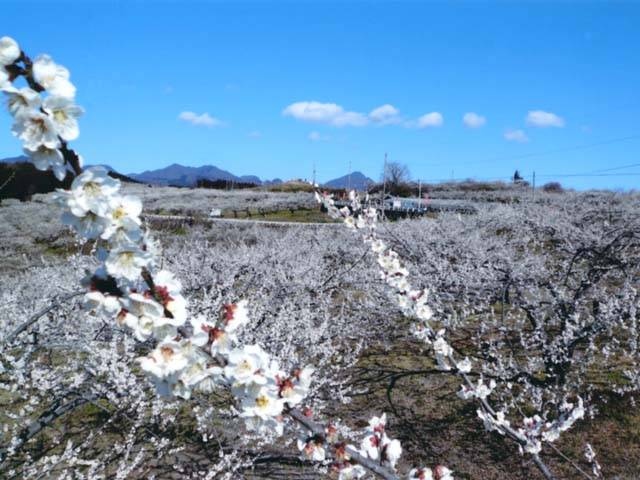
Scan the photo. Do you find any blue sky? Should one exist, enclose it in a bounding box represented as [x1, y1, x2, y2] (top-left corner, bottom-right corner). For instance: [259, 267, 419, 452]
[1, 1, 639, 189]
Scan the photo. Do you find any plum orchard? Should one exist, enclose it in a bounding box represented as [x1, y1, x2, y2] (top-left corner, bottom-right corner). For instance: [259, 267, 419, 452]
[0, 37, 444, 480]
[1, 37, 638, 479]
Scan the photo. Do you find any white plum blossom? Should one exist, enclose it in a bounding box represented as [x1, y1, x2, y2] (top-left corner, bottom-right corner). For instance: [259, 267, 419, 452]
[137, 340, 190, 397]
[416, 303, 434, 322]
[407, 468, 434, 480]
[477, 409, 511, 435]
[0, 36, 20, 66]
[42, 95, 83, 141]
[584, 443, 602, 478]
[64, 167, 120, 218]
[101, 194, 143, 243]
[83, 291, 120, 317]
[541, 397, 585, 442]
[239, 383, 284, 420]
[297, 436, 326, 461]
[61, 208, 112, 239]
[337, 463, 367, 479]
[370, 238, 387, 254]
[0, 68, 9, 90]
[225, 344, 274, 387]
[458, 378, 496, 400]
[172, 340, 223, 398]
[25, 144, 67, 181]
[384, 438, 402, 469]
[105, 243, 154, 282]
[368, 412, 387, 431]
[190, 315, 237, 355]
[433, 333, 454, 371]
[221, 300, 250, 332]
[433, 466, 454, 480]
[244, 415, 284, 436]
[150, 270, 187, 325]
[177, 355, 223, 396]
[517, 415, 545, 454]
[359, 412, 403, 469]
[117, 293, 166, 341]
[32, 54, 76, 98]
[4, 87, 41, 115]
[11, 110, 60, 151]
[277, 367, 314, 406]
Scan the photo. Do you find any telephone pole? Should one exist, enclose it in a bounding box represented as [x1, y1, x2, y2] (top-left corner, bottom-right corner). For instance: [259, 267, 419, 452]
[312, 160, 316, 187]
[532, 171, 536, 202]
[381, 153, 388, 219]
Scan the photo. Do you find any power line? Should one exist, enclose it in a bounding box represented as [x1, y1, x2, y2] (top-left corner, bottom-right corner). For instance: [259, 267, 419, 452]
[588, 162, 640, 174]
[421, 133, 640, 169]
[536, 172, 640, 178]
[416, 172, 640, 183]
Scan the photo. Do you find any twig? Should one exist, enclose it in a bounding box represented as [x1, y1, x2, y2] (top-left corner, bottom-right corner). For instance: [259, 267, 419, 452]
[546, 443, 596, 480]
[0, 391, 101, 464]
[287, 407, 399, 480]
[3, 291, 84, 345]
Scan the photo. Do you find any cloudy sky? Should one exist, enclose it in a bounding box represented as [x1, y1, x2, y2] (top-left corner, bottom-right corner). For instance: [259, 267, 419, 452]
[1, 1, 639, 189]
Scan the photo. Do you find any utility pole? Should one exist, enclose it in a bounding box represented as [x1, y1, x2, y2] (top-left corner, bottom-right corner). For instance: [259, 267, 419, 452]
[348, 159, 352, 191]
[532, 171, 536, 202]
[381, 153, 388, 219]
[312, 160, 316, 187]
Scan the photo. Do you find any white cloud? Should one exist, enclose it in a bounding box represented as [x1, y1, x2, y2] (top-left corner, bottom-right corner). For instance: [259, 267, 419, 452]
[525, 110, 565, 128]
[417, 112, 444, 128]
[463, 112, 486, 128]
[369, 104, 401, 125]
[504, 129, 529, 143]
[178, 111, 224, 127]
[308, 131, 330, 142]
[282, 101, 369, 127]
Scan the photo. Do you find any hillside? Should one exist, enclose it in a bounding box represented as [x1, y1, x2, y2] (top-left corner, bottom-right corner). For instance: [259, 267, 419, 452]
[324, 171, 374, 190]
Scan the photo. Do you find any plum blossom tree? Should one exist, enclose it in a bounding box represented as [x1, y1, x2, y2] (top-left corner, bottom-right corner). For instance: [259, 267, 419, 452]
[2, 36, 638, 480]
[0, 37, 449, 480]
[316, 190, 639, 478]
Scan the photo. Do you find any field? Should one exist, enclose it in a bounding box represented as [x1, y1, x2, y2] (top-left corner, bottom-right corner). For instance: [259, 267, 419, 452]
[1, 184, 639, 479]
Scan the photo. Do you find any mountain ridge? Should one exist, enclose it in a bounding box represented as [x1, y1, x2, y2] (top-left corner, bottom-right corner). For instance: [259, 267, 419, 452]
[324, 171, 374, 190]
[1, 156, 374, 190]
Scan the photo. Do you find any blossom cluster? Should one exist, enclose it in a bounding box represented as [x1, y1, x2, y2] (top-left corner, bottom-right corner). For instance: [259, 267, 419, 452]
[316, 190, 586, 466]
[296, 411, 454, 480]
[358, 413, 402, 470]
[2, 36, 313, 440]
[1, 36, 81, 181]
[2, 36, 601, 479]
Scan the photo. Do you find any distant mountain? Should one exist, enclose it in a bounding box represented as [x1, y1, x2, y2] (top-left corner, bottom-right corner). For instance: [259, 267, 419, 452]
[263, 178, 283, 186]
[324, 171, 374, 190]
[239, 175, 262, 184]
[129, 163, 264, 187]
[1, 155, 29, 164]
[85, 164, 141, 184]
[86, 163, 116, 172]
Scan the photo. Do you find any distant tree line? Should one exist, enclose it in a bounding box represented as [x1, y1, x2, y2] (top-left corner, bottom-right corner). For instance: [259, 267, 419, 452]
[0, 162, 72, 202]
[195, 178, 258, 190]
[0, 162, 141, 202]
